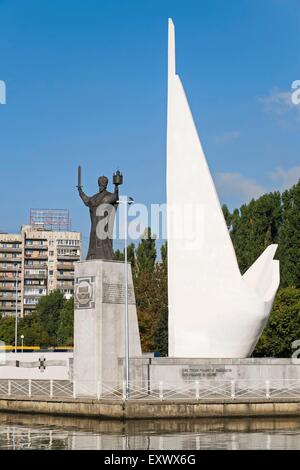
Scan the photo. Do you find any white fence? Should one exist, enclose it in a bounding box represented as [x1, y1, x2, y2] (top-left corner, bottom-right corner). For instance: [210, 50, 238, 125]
[1, 379, 300, 401]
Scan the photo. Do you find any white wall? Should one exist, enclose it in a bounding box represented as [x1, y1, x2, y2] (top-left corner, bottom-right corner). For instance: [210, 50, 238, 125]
[0, 352, 73, 380]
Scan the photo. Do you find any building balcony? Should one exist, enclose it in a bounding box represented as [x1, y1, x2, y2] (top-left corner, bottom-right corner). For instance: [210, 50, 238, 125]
[57, 243, 80, 249]
[24, 244, 48, 250]
[57, 274, 74, 280]
[24, 292, 46, 297]
[24, 273, 47, 280]
[0, 305, 21, 311]
[0, 257, 21, 263]
[0, 265, 21, 272]
[57, 256, 80, 263]
[57, 282, 74, 288]
[0, 295, 20, 301]
[25, 254, 48, 260]
[24, 285, 46, 290]
[0, 276, 20, 282]
[24, 262, 47, 268]
[57, 263, 74, 270]
[0, 286, 18, 291]
[0, 247, 22, 253]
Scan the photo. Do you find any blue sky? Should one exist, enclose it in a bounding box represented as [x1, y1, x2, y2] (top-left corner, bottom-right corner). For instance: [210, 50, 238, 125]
[1, 0, 300, 252]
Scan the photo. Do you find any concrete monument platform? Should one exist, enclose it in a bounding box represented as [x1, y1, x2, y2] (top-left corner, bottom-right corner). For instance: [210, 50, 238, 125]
[73, 259, 142, 394]
[124, 357, 300, 386]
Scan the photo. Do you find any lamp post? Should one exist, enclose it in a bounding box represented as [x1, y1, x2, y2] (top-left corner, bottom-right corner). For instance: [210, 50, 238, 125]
[117, 192, 134, 399]
[20, 335, 24, 353]
[14, 263, 19, 353]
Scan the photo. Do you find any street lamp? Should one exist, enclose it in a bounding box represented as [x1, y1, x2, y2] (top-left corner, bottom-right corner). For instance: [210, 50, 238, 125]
[117, 195, 134, 399]
[14, 263, 19, 353]
[20, 335, 24, 353]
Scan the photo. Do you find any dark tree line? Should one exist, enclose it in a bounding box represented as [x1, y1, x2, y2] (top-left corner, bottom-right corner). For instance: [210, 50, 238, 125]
[0, 292, 74, 348]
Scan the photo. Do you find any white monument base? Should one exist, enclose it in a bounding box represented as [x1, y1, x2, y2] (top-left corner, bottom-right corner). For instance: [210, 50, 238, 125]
[73, 259, 142, 395]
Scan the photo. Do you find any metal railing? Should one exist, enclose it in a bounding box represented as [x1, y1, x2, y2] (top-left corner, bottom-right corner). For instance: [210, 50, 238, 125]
[1, 379, 300, 401]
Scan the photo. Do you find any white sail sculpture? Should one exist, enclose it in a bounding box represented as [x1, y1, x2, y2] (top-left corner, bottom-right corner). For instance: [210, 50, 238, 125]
[167, 19, 280, 358]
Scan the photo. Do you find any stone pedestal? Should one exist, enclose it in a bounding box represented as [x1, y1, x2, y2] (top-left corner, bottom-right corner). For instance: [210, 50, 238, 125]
[73, 260, 142, 395]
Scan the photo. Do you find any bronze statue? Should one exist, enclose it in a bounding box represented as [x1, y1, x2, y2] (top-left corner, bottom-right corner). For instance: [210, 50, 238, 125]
[77, 166, 123, 260]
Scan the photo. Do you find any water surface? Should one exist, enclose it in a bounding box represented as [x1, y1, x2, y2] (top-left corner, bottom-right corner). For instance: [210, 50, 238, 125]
[1, 413, 300, 450]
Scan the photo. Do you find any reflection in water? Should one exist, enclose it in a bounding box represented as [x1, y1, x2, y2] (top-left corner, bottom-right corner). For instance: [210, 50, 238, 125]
[0, 413, 300, 450]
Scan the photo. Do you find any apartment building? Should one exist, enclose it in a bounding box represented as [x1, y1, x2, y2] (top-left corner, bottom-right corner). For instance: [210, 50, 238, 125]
[0, 225, 81, 317]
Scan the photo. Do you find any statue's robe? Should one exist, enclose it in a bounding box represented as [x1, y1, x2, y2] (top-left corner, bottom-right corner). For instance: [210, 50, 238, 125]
[79, 188, 118, 260]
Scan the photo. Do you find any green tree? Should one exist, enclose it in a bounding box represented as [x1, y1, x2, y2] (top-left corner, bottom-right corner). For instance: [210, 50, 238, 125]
[57, 297, 74, 346]
[127, 243, 136, 271]
[18, 312, 47, 347]
[231, 192, 282, 273]
[114, 249, 124, 261]
[0, 315, 15, 345]
[134, 234, 167, 351]
[153, 308, 168, 356]
[153, 259, 168, 356]
[35, 290, 65, 347]
[114, 243, 136, 271]
[135, 267, 161, 351]
[160, 241, 167, 264]
[254, 287, 300, 357]
[151, 242, 169, 355]
[278, 180, 300, 287]
[135, 228, 156, 273]
[222, 204, 232, 230]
